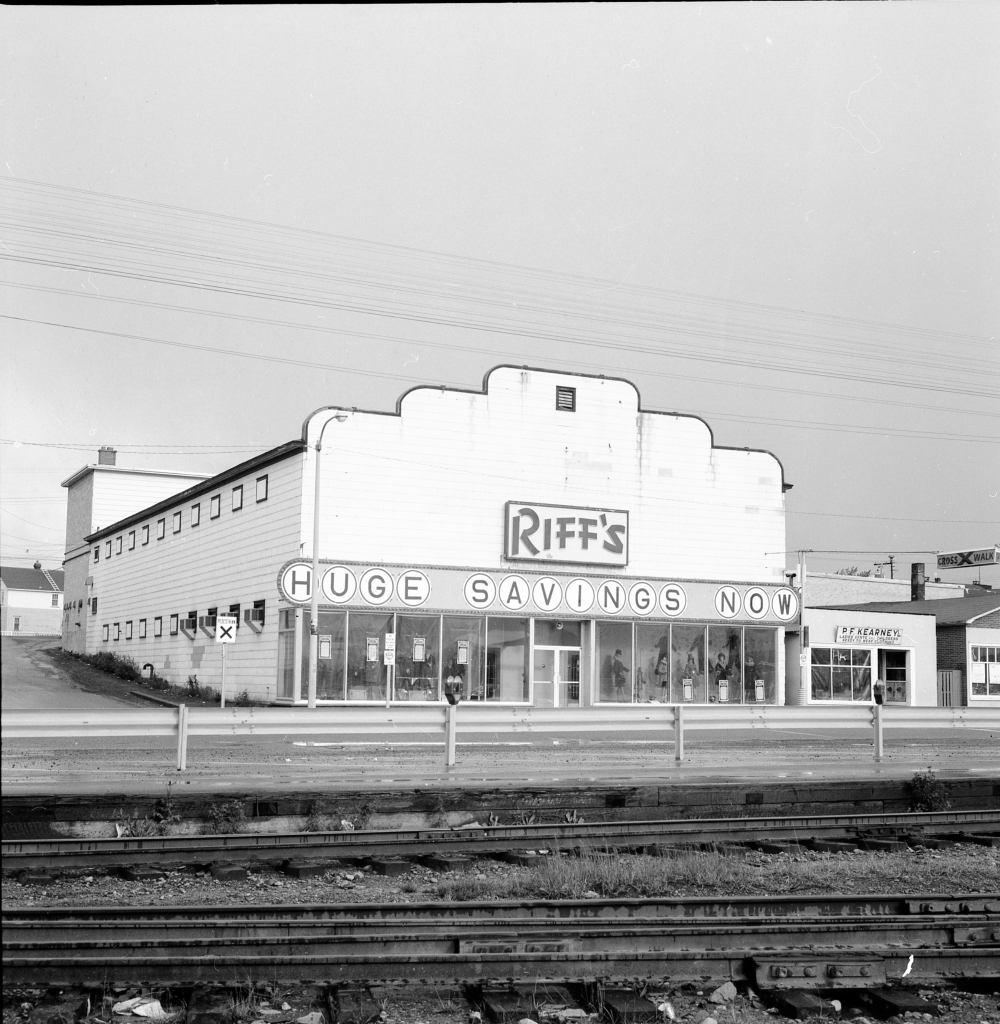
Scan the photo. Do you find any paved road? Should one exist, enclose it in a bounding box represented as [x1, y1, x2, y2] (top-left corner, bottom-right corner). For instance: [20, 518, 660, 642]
[1, 635, 133, 710]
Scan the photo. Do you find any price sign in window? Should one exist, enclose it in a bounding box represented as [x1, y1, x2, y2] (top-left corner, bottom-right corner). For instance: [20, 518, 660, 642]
[319, 635, 332, 660]
[457, 640, 469, 666]
[413, 637, 426, 663]
[366, 637, 379, 663]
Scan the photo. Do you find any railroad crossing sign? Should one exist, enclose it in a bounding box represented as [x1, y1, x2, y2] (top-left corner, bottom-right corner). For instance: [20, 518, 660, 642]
[936, 546, 999, 570]
[216, 615, 238, 643]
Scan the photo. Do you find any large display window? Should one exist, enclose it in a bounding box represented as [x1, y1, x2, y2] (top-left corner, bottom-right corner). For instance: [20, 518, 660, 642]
[744, 627, 777, 704]
[487, 617, 530, 701]
[811, 647, 872, 702]
[708, 625, 741, 704]
[671, 625, 707, 704]
[597, 620, 634, 702]
[347, 611, 394, 701]
[442, 616, 485, 701]
[970, 645, 1000, 697]
[395, 614, 440, 701]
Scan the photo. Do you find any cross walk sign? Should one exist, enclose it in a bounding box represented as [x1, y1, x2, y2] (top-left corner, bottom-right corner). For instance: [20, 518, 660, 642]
[216, 615, 238, 643]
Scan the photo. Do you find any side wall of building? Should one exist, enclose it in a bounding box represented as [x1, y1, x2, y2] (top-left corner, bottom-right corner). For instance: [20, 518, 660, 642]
[86, 454, 305, 700]
[1, 587, 62, 633]
[806, 573, 964, 605]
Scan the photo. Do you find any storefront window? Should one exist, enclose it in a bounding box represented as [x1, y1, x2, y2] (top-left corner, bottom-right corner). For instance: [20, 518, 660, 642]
[316, 611, 347, 700]
[636, 624, 671, 702]
[970, 646, 1000, 697]
[486, 617, 529, 701]
[597, 620, 633, 702]
[744, 627, 777, 703]
[671, 624, 706, 703]
[443, 616, 485, 701]
[708, 625, 742, 704]
[395, 614, 440, 702]
[347, 612, 394, 701]
[276, 608, 297, 700]
[812, 647, 873, 702]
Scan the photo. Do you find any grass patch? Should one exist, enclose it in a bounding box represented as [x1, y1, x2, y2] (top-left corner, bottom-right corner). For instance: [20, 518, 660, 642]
[437, 846, 1000, 901]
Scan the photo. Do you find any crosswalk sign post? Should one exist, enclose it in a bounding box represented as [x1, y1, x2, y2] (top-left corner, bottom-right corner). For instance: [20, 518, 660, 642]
[216, 615, 237, 709]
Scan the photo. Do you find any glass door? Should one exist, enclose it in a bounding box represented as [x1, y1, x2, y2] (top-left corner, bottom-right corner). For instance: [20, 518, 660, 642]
[532, 646, 581, 707]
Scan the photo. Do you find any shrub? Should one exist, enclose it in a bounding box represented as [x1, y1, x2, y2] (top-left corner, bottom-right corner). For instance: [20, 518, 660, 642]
[82, 650, 142, 682]
[208, 799, 247, 835]
[233, 689, 252, 707]
[186, 675, 202, 697]
[906, 769, 951, 812]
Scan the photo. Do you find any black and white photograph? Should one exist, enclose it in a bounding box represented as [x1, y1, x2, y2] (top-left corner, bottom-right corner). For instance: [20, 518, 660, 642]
[2, 6, 998, 1024]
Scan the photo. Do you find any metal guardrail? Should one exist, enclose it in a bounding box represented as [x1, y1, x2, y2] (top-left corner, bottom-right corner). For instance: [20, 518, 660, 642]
[3, 705, 998, 772]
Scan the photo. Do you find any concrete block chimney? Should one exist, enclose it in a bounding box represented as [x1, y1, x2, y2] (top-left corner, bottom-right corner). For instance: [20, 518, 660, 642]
[910, 562, 925, 601]
[97, 446, 117, 466]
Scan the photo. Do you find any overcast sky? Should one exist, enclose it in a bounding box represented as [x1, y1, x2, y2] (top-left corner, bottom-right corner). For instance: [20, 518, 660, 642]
[2, 4, 997, 586]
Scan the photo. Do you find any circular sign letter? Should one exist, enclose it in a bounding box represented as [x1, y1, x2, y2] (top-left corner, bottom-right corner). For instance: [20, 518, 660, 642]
[321, 565, 357, 605]
[464, 573, 496, 609]
[744, 586, 769, 620]
[771, 587, 799, 620]
[715, 585, 741, 619]
[279, 562, 313, 604]
[532, 577, 563, 613]
[658, 582, 687, 617]
[359, 567, 393, 606]
[396, 570, 430, 607]
[596, 580, 627, 615]
[498, 575, 530, 611]
[564, 578, 595, 614]
[628, 581, 656, 616]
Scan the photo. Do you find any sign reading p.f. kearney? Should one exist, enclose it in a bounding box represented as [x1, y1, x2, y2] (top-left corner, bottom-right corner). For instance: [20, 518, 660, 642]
[505, 501, 629, 567]
[836, 626, 902, 645]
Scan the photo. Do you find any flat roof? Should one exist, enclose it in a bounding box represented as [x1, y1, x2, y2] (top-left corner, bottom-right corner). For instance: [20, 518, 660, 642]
[61, 464, 213, 489]
[814, 594, 1000, 625]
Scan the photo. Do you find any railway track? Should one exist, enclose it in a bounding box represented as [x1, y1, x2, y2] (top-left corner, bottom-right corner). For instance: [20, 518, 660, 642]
[4, 809, 999, 872]
[4, 893, 999, 986]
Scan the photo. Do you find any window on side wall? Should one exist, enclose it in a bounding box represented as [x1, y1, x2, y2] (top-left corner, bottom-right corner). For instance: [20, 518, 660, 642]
[128, 530, 136, 550]
[105, 541, 112, 559]
[141, 525, 149, 545]
[116, 536, 123, 555]
[172, 511, 182, 534]
[91, 597, 98, 615]
[51, 593, 59, 607]
[232, 484, 244, 511]
[125, 620, 133, 640]
[210, 494, 221, 519]
[113, 623, 120, 641]
[94, 547, 100, 563]
[191, 503, 200, 527]
[157, 519, 166, 540]
[153, 616, 162, 638]
[169, 614, 179, 636]
[139, 619, 147, 639]
[102, 624, 109, 642]
[256, 475, 268, 502]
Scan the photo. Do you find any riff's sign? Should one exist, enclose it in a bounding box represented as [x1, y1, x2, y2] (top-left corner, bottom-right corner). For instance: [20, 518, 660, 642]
[937, 546, 999, 570]
[836, 626, 902, 645]
[504, 502, 628, 567]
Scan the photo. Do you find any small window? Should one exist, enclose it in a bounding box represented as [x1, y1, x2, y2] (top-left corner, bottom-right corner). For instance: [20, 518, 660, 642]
[102, 624, 109, 642]
[253, 598, 265, 625]
[91, 597, 98, 615]
[105, 540, 112, 559]
[116, 536, 123, 555]
[94, 547, 100, 563]
[210, 494, 221, 519]
[256, 475, 268, 503]
[556, 385, 576, 412]
[51, 593, 59, 607]
[169, 614, 179, 636]
[172, 511, 182, 534]
[139, 618, 147, 639]
[232, 485, 244, 511]
[141, 524, 150, 545]
[229, 603, 241, 629]
[153, 616, 162, 638]
[157, 519, 166, 540]
[113, 622, 120, 641]
[191, 503, 201, 527]
[128, 530, 136, 551]
[125, 620, 133, 640]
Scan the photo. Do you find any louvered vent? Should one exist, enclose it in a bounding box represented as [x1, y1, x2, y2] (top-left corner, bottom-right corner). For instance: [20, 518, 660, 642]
[555, 386, 576, 412]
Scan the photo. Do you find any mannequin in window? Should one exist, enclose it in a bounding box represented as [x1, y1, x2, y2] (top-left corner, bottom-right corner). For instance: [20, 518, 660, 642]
[613, 649, 630, 702]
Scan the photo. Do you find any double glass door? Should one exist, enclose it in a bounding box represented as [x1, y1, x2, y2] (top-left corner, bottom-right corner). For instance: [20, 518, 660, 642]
[533, 647, 581, 707]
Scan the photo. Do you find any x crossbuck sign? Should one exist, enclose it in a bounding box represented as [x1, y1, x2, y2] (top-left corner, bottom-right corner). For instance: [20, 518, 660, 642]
[216, 616, 238, 643]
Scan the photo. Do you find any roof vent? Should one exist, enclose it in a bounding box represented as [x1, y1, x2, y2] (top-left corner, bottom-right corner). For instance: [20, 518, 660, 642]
[33, 560, 41, 570]
[98, 446, 117, 466]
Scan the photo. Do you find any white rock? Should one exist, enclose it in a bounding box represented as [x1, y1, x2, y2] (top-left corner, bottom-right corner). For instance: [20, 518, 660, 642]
[295, 1013, 323, 1024]
[709, 982, 737, 1004]
[830, 1000, 842, 1013]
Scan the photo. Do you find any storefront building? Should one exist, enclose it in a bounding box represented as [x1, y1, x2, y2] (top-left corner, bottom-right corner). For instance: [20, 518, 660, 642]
[785, 607, 936, 706]
[77, 366, 802, 706]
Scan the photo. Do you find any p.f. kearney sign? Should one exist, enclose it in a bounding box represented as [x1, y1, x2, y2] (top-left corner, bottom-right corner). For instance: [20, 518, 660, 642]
[836, 626, 902, 645]
[505, 502, 628, 567]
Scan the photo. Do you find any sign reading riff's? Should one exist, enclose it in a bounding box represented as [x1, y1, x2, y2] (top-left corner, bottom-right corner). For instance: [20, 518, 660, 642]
[504, 502, 628, 567]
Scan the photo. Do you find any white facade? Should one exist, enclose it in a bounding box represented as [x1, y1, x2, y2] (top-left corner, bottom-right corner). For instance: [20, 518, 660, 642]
[786, 607, 937, 707]
[81, 367, 802, 706]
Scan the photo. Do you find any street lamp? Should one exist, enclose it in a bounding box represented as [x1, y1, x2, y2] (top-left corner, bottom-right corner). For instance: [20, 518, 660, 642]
[307, 409, 349, 708]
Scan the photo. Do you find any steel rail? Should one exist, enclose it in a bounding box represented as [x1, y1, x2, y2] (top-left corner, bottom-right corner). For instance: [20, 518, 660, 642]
[4, 809, 998, 871]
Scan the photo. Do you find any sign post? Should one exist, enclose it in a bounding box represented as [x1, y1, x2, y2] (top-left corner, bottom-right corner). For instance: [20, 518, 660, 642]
[384, 632, 395, 708]
[216, 615, 237, 708]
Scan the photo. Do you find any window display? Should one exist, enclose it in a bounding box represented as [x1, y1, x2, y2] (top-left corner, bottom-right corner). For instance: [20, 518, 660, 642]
[597, 620, 633, 702]
[744, 627, 777, 703]
[811, 647, 873, 702]
[347, 612, 394, 700]
[670, 624, 706, 703]
[708, 625, 741, 703]
[443, 616, 484, 700]
[636, 624, 671, 702]
[395, 614, 440, 701]
[315, 611, 347, 700]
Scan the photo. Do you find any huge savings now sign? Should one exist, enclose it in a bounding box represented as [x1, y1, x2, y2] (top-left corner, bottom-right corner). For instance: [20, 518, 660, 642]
[504, 502, 629, 567]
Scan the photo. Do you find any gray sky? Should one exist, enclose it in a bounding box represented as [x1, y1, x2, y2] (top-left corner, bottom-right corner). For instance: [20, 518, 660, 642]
[2, 4, 997, 586]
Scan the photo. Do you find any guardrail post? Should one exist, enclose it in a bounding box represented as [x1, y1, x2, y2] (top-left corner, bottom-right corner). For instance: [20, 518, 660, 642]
[176, 704, 189, 772]
[445, 704, 457, 767]
[674, 705, 684, 763]
[872, 703, 883, 761]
